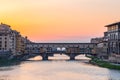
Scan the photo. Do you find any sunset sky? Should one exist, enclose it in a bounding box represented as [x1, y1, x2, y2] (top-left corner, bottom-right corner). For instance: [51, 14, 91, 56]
[0, 0, 120, 42]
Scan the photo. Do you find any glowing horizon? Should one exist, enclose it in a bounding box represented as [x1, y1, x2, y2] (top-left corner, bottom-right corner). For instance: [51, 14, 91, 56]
[0, 0, 120, 42]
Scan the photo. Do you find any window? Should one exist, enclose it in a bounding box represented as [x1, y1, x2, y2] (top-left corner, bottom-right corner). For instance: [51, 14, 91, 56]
[113, 34, 115, 39]
[5, 37, 7, 40]
[119, 34, 120, 39]
[5, 45, 7, 48]
[5, 41, 7, 44]
[5, 34, 7, 36]
[112, 26, 114, 31]
[0, 41, 2, 46]
[115, 25, 118, 31]
[119, 43, 120, 48]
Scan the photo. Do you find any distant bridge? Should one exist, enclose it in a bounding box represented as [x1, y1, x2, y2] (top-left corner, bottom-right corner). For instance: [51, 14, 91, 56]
[15, 43, 97, 60]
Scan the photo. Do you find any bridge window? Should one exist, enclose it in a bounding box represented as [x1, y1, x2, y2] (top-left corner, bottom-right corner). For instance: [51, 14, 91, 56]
[61, 47, 66, 51]
[56, 47, 66, 51]
[57, 47, 61, 51]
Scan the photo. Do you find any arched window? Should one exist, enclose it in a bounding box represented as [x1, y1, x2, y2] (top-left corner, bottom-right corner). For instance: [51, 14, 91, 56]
[61, 47, 66, 51]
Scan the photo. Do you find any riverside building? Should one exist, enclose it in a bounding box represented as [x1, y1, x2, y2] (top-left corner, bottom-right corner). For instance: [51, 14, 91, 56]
[105, 22, 120, 62]
[0, 23, 29, 55]
[105, 22, 120, 55]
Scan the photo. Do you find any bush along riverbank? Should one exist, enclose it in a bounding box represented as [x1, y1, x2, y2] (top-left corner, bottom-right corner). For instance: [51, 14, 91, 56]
[0, 57, 21, 67]
[89, 56, 120, 70]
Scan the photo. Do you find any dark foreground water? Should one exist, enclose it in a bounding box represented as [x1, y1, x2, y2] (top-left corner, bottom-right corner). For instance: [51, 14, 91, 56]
[0, 55, 120, 80]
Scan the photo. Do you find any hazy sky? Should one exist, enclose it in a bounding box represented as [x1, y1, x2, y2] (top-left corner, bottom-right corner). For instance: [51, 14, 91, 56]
[0, 0, 120, 42]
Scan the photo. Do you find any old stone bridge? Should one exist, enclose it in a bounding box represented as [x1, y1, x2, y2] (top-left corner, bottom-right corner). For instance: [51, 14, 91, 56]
[15, 43, 97, 60]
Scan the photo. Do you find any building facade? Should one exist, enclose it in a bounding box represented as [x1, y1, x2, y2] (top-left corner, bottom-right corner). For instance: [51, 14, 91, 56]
[91, 37, 104, 44]
[105, 22, 120, 62]
[105, 22, 120, 55]
[91, 37, 108, 59]
[0, 23, 15, 54]
[0, 23, 30, 55]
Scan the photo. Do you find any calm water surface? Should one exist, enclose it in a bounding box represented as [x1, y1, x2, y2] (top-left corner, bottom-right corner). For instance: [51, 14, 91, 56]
[0, 55, 120, 80]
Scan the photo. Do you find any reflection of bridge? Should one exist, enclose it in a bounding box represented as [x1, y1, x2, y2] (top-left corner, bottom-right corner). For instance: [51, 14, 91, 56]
[15, 43, 97, 60]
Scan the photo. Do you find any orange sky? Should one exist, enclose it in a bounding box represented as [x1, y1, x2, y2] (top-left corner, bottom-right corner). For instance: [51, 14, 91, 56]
[0, 0, 120, 42]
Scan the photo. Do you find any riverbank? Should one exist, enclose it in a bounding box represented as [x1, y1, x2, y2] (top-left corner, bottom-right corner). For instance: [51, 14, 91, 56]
[88, 56, 120, 70]
[0, 58, 21, 67]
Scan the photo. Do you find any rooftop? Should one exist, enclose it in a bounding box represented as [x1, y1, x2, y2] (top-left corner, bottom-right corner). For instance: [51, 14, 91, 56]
[0, 23, 11, 27]
[105, 22, 120, 27]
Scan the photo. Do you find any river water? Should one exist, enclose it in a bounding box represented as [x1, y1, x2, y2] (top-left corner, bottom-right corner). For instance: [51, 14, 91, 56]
[0, 55, 120, 80]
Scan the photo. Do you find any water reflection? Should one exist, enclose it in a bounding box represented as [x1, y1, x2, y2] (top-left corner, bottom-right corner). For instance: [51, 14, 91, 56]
[0, 55, 120, 80]
[0, 67, 14, 71]
[108, 70, 120, 80]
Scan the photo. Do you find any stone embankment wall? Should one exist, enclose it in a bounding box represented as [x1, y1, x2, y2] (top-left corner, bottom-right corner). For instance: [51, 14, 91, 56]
[109, 54, 120, 63]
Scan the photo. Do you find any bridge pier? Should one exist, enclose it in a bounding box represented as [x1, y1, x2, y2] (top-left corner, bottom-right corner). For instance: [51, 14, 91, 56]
[70, 56, 75, 60]
[42, 53, 48, 60]
[69, 53, 75, 60]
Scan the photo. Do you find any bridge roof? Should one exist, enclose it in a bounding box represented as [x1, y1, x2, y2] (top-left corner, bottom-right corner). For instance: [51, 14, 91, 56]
[105, 22, 120, 27]
[26, 43, 96, 45]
